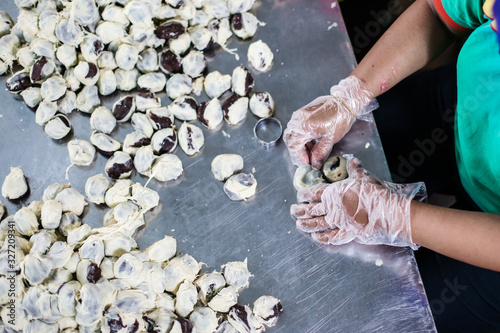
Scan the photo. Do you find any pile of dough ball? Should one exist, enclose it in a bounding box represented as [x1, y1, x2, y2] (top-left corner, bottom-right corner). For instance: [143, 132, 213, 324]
[0, 0, 275, 183]
[211, 154, 257, 201]
[0, 167, 282, 332]
[293, 156, 348, 191]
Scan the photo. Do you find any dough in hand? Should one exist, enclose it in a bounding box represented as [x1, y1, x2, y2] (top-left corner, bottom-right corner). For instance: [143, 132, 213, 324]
[293, 165, 324, 191]
[322, 156, 347, 182]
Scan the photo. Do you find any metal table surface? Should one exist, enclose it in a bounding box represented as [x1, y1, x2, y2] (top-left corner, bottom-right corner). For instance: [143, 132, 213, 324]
[0, 0, 436, 332]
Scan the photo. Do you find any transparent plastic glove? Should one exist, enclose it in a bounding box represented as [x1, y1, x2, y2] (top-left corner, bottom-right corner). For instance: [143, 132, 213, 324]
[283, 76, 378, 169]
[290, 156, 426, 250]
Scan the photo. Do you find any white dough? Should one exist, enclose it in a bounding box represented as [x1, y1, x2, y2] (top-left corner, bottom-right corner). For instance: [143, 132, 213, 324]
[204, 71, 231, 99]
[198, 98, 223, 129]
[152, 153, 183, 182]
[223, 173, 257, 201]
[67, 139, 96, 167]
[247, 40, 274, 72]
[211, 154, 244, 181]
[85, 174, 110, 205]
[178, 122, 204, 156]
[2, 167, 29, 200]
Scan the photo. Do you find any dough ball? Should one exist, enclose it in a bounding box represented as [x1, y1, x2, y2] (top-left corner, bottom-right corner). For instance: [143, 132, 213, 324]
[197, 98, 223, 129]
[223, 173, 257, 201]
[293, 165, 324, 191]
[2, 167, 29, 200]
[247, 40, 273, 72]
[322, 156, 348, 182]
[178, 122, 204, 156]
[211, 154, 244, 181]
[249, 91, 274, 118]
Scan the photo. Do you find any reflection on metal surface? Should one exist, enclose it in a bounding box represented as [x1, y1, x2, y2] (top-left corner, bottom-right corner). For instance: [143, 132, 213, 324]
[0, 0, 435, 331]
[254, 117, 282, 148]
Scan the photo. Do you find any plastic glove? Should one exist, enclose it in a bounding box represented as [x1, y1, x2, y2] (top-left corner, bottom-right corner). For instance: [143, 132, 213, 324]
[290, 157, 426, 250]
[283, 76, 378, 169]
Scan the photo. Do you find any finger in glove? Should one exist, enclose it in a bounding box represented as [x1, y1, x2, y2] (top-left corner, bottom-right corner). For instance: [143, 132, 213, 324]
[296, 216, 331, 233]
[311, 228, 357, 245]
[297, 184, 329, 203]
[290, 202, 327, 219]
[283, 129, 311, 166]
[310, 136, 336, 170]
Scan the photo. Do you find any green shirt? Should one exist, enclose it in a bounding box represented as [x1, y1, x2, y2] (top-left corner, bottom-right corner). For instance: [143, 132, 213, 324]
[439, 0, 500, 214]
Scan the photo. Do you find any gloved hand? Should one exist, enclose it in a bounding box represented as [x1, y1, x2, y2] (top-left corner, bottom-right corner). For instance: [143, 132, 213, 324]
[283, 76, 378, 169]
[290, 157, 426, 250]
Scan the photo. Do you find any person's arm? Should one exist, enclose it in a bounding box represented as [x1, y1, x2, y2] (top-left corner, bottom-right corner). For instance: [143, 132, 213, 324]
[284, 0, 469, 168]
[411, 202, 500, 271]
[351, 0, 468, 98]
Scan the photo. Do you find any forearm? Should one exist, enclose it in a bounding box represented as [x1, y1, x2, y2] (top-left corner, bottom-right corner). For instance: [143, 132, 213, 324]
[411, 201, 500, 272]
[350, 0, 459, 98]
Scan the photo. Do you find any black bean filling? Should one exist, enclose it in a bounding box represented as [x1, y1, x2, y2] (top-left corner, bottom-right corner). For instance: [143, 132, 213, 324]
[86, 262, 101, 283]
[107, 158, 134, 179]
[230, 305, 251, 330]
[86, 63, 98, 79]
[185, 97, 198, 111]
[222, 94, 241, 117]
[254, 92, 272, 113]
[186, 126, 194, 150]
[108, 314, 126, 333]
[55, 114, 71, 128]
[160, 50, 182, 74]
[155, 21, 185, 40]
[159, 133, 177, 154]
[6, 73, 31, 92]
[206, 283, 216, 300]
[96, 146, 115, 157]
[231, 13, 243, 30]
[143, 316, 159, 333]
[31, 56, 48, 82]
[139, 91, 156, 99]
[113, 96, 134, 121]
[244, 71, 255, 95]
[175, 318, 193, 333]
[170, 0, 184, 9]
[130, 137, 151, 148]
[148, 112, 172, 129]
[209, 20, 220, 31]
[129, 320, 139, 333]
[93, 39, 104, 56]
[262, 302, 283, 321]
[197, 101, 208, 126]
[327, 157, 341, 171]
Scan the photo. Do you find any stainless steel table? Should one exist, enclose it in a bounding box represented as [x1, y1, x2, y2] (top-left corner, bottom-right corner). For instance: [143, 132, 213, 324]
[0, 0, 436, 331]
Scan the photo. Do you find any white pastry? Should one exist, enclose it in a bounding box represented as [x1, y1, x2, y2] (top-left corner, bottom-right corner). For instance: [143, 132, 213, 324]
[249, 92, 275, 118]
[223, 173, 257, 201]
[85, 174, 111, 205]
[204, 71, 231, 99]
[68, 139, 96, 166]
[2, 167, 29, 200]
[178, 122, 204, 155]
[169, 95, 198, 121]
[211, 154, 244, 181]
[198, 98, 223, 129]
[247, 40, 274, 72]
[151, 153, 183, 182]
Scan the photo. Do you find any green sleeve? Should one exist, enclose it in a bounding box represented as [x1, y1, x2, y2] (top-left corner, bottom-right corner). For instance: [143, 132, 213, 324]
[439, 0, 488, 30]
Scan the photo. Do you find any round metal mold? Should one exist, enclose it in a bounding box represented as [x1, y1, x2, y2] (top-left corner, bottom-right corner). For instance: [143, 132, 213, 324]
[253, 117, 282, 148]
